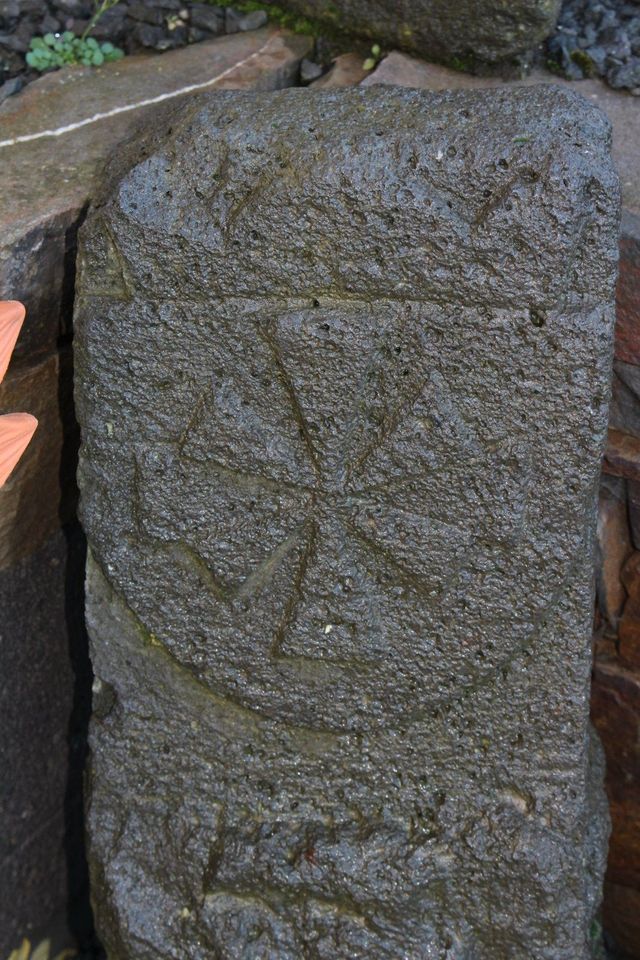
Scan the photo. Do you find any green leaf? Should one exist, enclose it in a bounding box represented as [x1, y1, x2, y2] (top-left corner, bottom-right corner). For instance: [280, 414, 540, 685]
[43, 32, 56, 45]
[62, 30, 75, 40]
[91, 49, 104, 65]
[29, 37, 46, 49]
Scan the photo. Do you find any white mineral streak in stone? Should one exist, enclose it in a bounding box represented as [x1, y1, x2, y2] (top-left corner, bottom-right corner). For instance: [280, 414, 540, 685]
[0, 37, 274, 151]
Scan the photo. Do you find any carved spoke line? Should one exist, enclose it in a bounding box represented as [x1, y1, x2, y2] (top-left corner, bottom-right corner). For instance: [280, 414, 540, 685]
[178, 449, 314, 498]
[270, 517, 317, 658]
[250, 304, 436, 491]
[162, 305, 498, 668]
[236, 525, 310, 602]
[346, 366, 433, 485]
[353, 325, 436, 485]
[166, 523, 308, 608]
[253, 317, 322, 479]
[177, 389, 208, 453]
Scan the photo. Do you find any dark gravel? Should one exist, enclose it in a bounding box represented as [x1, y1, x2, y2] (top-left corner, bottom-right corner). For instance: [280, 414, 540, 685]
[0, 0, 268, 97]
[3, 0, 640, 102]
[548, 0, 640, 93]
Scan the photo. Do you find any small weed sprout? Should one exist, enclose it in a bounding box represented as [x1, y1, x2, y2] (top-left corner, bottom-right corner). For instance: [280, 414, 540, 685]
[6, 938, 76, 960]
[26, 0, 124, 72]
[363, 43, 382, 71]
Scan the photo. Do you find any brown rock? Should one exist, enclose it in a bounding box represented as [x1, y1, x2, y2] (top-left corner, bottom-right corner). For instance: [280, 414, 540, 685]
[610, 359, 640, 441]
[615, 212, 640, 366]
[619, 630, 640, 667]
[603, 428, 640, 480]
[618, 552, 640, 669]
[0, 349, 77, 570]
[0, 28, 312, 362]
[596, 485, 632, 627]
[592, 660, 640, 887]
[310, 52, 368, 88]
[628, 479, 640, 549]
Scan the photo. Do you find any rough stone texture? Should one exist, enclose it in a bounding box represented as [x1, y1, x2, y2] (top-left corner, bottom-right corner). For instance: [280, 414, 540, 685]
[363, 53, 640, 218]
[75, 86, 619, 959]
[264, 0, 561, 65]
[0, 27, 311, 952]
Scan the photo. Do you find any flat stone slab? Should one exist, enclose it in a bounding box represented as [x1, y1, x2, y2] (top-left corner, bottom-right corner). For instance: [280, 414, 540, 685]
[364, 53, 640, 217]
[0, 27, 311, 362]
[76, 85, 618, 958]
[310, 52, 368, 89]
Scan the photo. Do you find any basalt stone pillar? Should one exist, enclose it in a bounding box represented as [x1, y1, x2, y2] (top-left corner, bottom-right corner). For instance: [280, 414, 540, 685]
[75, 87, 619, 959]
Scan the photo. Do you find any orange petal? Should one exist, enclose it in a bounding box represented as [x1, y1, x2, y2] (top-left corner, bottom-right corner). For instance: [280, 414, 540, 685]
[0, 413, 37, 487]
[0, 301, 26, 383]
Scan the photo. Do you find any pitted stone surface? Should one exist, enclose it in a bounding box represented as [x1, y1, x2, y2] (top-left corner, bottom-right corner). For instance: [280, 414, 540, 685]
[76, 87, 619, 959]
[261, 0, 561, 65]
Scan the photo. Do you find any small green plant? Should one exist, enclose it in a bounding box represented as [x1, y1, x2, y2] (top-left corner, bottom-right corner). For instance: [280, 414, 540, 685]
[6, 938, 76, 960]
[26, 0, 124, 72]
[26, 33, 123, 70]
[362, 43, 382, 71]
[214, 0, 316, 35]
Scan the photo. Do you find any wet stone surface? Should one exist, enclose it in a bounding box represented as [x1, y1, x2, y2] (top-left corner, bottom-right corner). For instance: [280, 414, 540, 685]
[253, 0, 562, 65]
[76, 87, 619, 958]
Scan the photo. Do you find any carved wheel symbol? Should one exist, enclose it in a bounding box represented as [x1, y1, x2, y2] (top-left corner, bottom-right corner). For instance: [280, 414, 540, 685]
[125, 299, 541, 728]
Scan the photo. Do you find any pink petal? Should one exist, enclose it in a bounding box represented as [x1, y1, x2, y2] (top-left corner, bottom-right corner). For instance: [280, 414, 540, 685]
[0, 413, 37, 487]
[0, 301, 26, 383]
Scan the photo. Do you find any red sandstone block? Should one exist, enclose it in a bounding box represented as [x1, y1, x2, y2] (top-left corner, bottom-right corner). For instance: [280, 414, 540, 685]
[592, 660, 640, 889]
[615, 212, 640, 366]
[603, 428, 640, 480]
[617, 554, 640, 669]
[597, 486, 632, 628]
